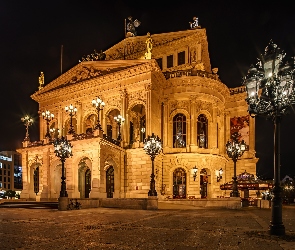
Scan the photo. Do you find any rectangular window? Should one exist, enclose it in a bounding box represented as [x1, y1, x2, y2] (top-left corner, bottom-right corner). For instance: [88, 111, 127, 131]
[177, 51, 185, 65]
[0, 182, 2, 188]
[167, 55, 173, 68]
[8, 171, 10, 176]
[4, 183, 6, 188]
[8, 184, 10, 189]
[8, 177, 10, 182]
[8, 164, 10, 169]
[0, 163, 2, 168]
[4, 177, 6, 182]
[156, 58, 163, 70]
[0, 169, 1, 175]
[4, 170, 6, 175]
[0, 176, 2, 181]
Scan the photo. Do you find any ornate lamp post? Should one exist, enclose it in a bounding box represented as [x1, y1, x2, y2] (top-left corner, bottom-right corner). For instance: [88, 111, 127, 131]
[92, 96, 105, 131]
[143, 133, 162, 196]
[243, 40, 295, 235]
[21, 115, 33, 141]
[225, 133, 246, 197]
[65, 104, 77, 134]
[114, 114, 125, 141]
[42, 110, 54, 139]
[53, 136, 73, 197]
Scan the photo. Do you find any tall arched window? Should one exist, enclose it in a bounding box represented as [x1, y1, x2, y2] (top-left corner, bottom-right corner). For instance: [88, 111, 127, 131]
[197, 114, 208, 148]
[173, 113, 186, 148]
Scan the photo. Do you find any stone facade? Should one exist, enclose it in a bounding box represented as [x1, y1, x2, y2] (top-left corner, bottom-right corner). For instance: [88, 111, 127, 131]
[17, 28, 258, 201]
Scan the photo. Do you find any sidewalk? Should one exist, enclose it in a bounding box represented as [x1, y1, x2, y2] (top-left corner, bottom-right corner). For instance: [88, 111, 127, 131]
[0, 203, 294, 250]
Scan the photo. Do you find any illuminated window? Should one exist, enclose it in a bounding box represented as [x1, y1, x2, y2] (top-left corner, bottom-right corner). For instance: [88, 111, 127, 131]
[178, 51, 185, 65]
[167, 55, 173, 68]
[197, 114, 208, 148]
[173, 114, 186, 148]
[156, 58, 163, 70]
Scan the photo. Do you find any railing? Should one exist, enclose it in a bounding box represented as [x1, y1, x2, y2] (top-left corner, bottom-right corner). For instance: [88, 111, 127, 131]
[24, 132, 121, 148]
[229, 86, 246, 95]
[163, 68, 219, 81]
[103, 134, 120, 146]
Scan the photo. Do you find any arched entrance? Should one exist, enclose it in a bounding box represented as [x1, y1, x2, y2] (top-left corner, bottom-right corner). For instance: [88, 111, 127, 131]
[78, 160, 91, 198]
[200, 169, 208, 198]
[173, 168, 186, 199]
[106, 166, 114, 198]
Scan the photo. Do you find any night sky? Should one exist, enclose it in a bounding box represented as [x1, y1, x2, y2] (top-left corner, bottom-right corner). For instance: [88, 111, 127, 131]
[1, 1, 295, 178]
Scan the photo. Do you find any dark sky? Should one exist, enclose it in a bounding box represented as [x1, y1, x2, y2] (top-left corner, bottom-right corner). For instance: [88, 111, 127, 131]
[1, 1, 295, 178]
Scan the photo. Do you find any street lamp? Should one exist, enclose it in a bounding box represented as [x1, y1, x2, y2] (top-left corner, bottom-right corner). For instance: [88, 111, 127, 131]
[65, 104, 77, 134]
[143, 133, 162, 196]
[243, 40, 295, 235]
[53, 136, 73, 197]
[92, 96, 105, 131]
[42, 110, 54, 139]
[225, 133, 246, 197]
[114, 114, 125, 141]
[21, 115, 33, 141]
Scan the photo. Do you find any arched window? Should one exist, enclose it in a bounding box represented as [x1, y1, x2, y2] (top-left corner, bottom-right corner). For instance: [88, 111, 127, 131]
[197, 114, 208, 148]
[173, 113, 186, 148]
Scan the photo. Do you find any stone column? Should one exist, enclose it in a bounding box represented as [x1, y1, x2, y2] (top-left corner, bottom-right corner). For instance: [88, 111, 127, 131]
[145, 83, 152, 135]
[40, 148, 50, 200]
[20, 150, 30, 199]
[77, 102, 82, 134]
[120, 89, 128, 146]
[90, 142, 101, 198]
[211, 105, 218, 149]
[190, 97, 197, 152]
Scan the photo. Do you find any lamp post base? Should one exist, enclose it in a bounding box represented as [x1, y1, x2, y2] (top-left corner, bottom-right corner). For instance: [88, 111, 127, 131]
[269, 224, 285, 236]
[230, 191, 240, 197]
[148, 190, 157, 196]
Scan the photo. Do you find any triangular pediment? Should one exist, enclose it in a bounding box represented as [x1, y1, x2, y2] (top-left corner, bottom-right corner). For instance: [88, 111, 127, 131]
[105, 28, 206, 60]
[31, 60, 149, 100]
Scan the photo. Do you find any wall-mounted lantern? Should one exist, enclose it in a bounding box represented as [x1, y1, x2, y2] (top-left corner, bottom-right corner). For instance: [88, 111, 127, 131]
[216, 168, 223, 182]
[192, 166, 198, 181]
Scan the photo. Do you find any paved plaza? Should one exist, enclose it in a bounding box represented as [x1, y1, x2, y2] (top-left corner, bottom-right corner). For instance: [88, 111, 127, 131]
[0, 202, 294, 250]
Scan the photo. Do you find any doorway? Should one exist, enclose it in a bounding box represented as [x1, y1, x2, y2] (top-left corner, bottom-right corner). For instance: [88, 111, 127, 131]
[200, 169, 208, 198]
[106, 166, 114, 198]
[173, 168, 186, 199]
[78, 161, 91, 198]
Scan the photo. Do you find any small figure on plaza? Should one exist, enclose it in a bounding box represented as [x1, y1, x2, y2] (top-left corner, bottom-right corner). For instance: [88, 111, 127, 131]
[189, 16, 200, 29]
[38, 72, 44, 90]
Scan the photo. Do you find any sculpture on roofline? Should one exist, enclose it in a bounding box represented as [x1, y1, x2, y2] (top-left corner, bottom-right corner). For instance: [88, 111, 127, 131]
[126, 16, 141, 37]
[38, 72, 44, 90]
[145, 32, 153, 59]
[79, 49, 106, 62]
[189, 16, 201, 29]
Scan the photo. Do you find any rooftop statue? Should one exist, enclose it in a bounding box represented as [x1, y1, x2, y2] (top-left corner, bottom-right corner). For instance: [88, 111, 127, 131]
[189, 16, 200, 29]
[79, 49, 106, 62]
[38, 72, 44, 90]
[126, 16, 141, 37]
[145, 32, 153, 59]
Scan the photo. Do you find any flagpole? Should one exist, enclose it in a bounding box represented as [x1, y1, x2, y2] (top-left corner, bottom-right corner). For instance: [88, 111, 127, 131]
[124, 19, 126, 60]
[61, 45, 63, 75]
